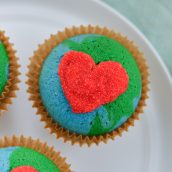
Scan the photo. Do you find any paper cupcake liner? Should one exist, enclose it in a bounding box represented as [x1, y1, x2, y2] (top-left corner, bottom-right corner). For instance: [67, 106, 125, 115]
[0, 135, 71, 172]
[0, 31, 20, 115]
[27, 25, 149, 146]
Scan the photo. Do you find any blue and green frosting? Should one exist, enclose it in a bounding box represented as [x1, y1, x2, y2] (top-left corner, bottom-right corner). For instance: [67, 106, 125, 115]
[0, 147, 59, 171]
[39, 34, 142, 136]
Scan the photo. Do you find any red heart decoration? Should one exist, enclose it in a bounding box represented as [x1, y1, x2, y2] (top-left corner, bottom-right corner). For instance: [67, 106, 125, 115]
[58, 50, 129, 113]
[11, 166, 38, 172]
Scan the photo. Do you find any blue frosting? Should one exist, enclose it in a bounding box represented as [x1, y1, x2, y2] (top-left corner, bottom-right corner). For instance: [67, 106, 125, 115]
[0, 147, 18, 171]
[39, 36, 109, 135]
[39, 34, 140, 135]
[5, 64, 9, 80]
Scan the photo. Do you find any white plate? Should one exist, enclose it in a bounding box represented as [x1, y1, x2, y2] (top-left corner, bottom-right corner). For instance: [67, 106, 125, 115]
[0, 0, 172, 172]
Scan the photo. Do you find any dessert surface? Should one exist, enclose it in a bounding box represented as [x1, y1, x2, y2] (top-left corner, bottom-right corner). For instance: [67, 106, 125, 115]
[0, 146, 60, 172]
[0, 42, 9, 95]
[39, 34, 142, 136]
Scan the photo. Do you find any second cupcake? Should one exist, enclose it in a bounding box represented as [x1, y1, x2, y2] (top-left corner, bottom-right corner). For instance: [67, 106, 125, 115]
[0, 136, 71, 171]
[27, 25, 149, 146]
[0, 30, 20, 114]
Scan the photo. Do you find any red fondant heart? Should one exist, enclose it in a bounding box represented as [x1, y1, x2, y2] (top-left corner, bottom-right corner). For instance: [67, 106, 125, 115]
[58, 50, 129, 113]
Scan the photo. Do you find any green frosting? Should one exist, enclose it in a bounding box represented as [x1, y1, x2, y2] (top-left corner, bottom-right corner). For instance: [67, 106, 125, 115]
[64, 35, 142, 135]
[89, 113, 105, 136]
[10, 147, 60, 172]
[0, 42, 9, 95]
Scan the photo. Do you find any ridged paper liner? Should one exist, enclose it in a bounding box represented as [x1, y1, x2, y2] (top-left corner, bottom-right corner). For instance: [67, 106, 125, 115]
[0, 136, 71, 172]
[27, 25, 149, 146]
[0, 31, 20, 115]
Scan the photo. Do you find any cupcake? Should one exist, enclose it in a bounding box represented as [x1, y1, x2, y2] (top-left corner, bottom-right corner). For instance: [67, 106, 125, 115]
[0, 31, 20, 114]
[27, 25, 149, 146]
[0, 136, 71, 172]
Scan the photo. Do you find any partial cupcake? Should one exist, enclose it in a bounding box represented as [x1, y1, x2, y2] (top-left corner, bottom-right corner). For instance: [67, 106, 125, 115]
[27, 25, 149, 146]
[0, 136, 71, 172]
[0, 31, 20, 114]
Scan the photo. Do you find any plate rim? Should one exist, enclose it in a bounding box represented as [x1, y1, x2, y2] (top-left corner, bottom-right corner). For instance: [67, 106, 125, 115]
[94, 0, 172, 87]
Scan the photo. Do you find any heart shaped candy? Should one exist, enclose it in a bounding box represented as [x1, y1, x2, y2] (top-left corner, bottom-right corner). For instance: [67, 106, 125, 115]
[58, 50, 129, 113]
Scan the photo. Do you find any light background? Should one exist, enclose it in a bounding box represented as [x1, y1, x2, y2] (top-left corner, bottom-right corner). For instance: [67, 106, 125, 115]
[103, 0, 172, 75]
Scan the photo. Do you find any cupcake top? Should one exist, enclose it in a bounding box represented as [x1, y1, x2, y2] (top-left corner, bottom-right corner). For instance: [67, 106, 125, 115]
[0, 31, 19, 114]
[0, 41, 9, 95]
[39, 34, 142, 136]
[0, 146, 60, 172]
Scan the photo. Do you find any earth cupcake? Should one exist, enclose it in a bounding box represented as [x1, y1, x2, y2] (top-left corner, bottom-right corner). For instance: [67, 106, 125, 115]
[27, 25, 149, 146]
[0, 136, 71, 172]
[0, 31, 20, 114]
